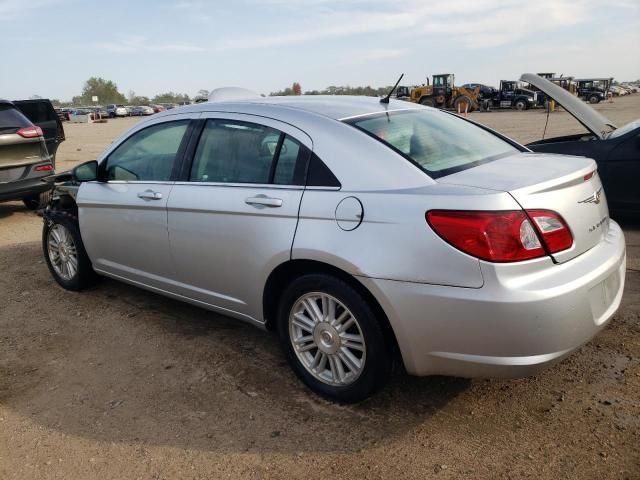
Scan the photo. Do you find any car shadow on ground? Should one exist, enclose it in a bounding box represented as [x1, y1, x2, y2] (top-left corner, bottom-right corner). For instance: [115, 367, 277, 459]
[0, 202, 27, 219]
[0, 242, 470, 454]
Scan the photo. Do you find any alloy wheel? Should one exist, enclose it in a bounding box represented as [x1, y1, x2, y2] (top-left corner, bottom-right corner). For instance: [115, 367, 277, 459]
[47, 224, 78, 281]
[289, 292, 366, 386]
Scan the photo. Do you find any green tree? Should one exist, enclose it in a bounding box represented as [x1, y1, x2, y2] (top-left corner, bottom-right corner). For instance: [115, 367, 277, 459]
[152, 92, 191, 104]
[78, 77, 127, 105]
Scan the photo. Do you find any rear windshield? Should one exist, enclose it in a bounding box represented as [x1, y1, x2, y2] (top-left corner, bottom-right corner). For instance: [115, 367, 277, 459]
[0, 103, 32, 133]
[346, 109, 519, 178]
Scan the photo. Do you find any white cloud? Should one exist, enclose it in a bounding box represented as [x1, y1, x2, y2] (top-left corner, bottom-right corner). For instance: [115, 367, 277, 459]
[216, 0, 633, 50]
[94, 35, 205, 54]
[0, 0, 58, 21]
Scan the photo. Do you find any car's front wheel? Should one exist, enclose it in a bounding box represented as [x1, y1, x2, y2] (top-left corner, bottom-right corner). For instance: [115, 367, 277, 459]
[277, 274, 391, 403]
[588, 94, 601, 104]
[43, 210, 98, 290]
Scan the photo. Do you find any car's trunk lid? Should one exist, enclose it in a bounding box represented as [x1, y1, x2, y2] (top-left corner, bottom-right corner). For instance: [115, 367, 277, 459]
[0, 133, 47, 170]
[439, 152, 610, 263]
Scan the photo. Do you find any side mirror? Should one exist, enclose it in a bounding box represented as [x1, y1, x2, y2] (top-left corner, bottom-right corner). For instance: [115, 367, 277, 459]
[72, 160, 98, 183]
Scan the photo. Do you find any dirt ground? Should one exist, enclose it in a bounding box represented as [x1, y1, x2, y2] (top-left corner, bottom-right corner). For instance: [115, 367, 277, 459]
[0, 96, 639, 479]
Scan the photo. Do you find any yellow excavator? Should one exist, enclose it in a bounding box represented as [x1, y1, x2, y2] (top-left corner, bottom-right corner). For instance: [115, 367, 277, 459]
[398, 74, 481, 112]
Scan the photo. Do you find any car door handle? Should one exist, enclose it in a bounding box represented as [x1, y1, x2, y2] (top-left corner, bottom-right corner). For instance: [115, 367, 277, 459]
[137, 190, 163, 200]
[245, 195, 283, 208]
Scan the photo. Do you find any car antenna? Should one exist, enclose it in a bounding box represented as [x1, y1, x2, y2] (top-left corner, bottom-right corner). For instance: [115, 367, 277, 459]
[380, 73, 404, 104]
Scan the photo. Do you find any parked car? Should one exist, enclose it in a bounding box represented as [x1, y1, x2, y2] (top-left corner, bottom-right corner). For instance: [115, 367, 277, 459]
[523, 73, 640, 216]
[106, 104, 128, 118]
[91, 107, 109, 119]
[55, 107, 70, 122]
[41, 94, 625, 402]
[130, 105, 154, 116]
[150, 104, 166, 113]
[0, 99, 62, 209]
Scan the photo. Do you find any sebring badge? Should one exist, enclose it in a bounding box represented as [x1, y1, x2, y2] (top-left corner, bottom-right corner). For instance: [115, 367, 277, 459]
[579, 187, 602, 205]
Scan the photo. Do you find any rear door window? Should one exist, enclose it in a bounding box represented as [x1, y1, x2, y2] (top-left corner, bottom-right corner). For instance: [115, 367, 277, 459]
[190, 119, 309, 185]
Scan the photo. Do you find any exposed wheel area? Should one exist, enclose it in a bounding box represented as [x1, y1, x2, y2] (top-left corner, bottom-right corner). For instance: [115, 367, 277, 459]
[42, 208, 99, 290]
[277, 274, 391, 403]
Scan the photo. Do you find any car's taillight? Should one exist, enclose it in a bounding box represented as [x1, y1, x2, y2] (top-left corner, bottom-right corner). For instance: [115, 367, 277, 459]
[426, 210, 573, 262]
[16, 126, 43, 138]
[526, 210, 573, 253]
[34, 164, 53, 172]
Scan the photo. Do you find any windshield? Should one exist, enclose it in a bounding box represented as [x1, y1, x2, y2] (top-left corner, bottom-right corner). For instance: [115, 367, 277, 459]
[608, 118, 640, 139]
[346, 110, 520, 178]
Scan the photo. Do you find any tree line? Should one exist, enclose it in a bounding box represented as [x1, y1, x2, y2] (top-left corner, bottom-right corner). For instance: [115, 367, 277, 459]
[52, 77, 211, 106]
[48, 77, 398, 106]
[270, 82, 394, 97]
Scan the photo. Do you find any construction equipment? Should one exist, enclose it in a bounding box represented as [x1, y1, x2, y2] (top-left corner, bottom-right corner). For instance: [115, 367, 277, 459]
[485, 80, 538, 110]
[400, 74, 480, 112]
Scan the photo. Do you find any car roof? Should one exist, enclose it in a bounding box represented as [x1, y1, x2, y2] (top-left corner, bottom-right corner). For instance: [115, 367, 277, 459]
[154, 95, 423, 122]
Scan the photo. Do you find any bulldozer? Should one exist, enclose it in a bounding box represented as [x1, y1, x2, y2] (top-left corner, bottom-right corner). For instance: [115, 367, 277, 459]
[399, 74, 481, 112]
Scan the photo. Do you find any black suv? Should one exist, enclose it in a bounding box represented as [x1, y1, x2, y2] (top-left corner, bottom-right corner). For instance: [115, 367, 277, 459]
[0, 99, 65, 209]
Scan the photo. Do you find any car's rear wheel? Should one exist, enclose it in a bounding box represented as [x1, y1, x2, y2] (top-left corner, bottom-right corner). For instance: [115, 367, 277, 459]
[277, 274, 391, 403]
[43, 210, 98, 291]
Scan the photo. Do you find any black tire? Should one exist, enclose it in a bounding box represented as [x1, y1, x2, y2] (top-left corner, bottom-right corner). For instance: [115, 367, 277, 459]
[22, 191, 52, 210]
[419, 97, 435, 107]
[42, 209, 98, 291]
[514, 99, 528, 111]
[453, 96, 473, 113]
[588, 95, 600, 104]
[277, 273, 391, 403]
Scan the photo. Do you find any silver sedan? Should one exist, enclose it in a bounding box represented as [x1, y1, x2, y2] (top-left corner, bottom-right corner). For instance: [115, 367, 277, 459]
[42, 94, 626, 402]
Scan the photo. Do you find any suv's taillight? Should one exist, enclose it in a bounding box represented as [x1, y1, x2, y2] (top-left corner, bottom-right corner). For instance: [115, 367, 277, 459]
[16, 126, 43, 138]
[426, 210, 573, 262]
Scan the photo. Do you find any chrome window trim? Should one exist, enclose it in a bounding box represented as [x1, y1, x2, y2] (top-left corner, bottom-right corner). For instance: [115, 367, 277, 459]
[101, 180, 175, 185]
[97, 180, 340, 191]
[172, 181, 304, 190]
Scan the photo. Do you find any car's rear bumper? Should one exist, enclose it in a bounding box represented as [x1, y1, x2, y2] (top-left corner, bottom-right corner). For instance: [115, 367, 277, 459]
[0, 174, 51, 201]
[359, 220, 626, 377]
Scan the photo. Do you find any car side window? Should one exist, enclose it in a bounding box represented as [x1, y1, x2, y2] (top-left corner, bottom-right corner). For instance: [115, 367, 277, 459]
[105, 120, 189, 181]
[273, 135, 308, 185]
[190, 120, 280, 184]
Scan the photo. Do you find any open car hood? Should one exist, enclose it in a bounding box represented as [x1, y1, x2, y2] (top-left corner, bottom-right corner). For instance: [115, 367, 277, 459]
[520, 73, 616, 139]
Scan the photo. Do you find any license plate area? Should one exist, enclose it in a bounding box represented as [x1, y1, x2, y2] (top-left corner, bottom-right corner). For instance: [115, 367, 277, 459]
[588, 270, 621, 325]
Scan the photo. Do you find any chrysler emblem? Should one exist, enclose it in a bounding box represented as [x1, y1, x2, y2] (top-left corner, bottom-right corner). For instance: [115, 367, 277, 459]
[579, 187, 602, 205]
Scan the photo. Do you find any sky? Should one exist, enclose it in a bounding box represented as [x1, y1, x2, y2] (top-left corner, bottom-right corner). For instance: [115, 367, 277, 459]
[1, 0, 639, 101]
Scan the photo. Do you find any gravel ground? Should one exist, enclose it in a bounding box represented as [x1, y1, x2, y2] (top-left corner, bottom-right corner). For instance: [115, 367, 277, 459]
[0, 96, 639, 479]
